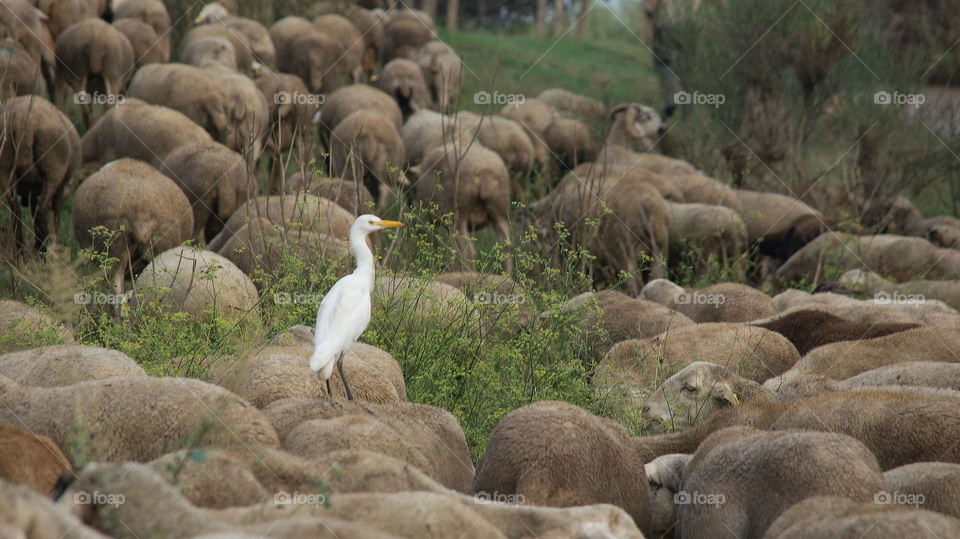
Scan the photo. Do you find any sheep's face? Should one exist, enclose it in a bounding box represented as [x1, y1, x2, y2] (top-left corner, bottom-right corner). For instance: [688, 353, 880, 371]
[624, 104, 663, 140]
[642, 362, 737, 430]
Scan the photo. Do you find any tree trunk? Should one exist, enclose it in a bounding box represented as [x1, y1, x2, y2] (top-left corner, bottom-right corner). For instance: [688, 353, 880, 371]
[446, 0, 459, 30]
[536, 0, 547, 37]
[420, 0, 437, 23]
[575, 0, 590, 40]
[552, 0, 564, 37]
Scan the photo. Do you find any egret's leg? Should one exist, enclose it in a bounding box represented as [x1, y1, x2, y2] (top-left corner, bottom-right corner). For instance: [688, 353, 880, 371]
[337, 351, 354, 401]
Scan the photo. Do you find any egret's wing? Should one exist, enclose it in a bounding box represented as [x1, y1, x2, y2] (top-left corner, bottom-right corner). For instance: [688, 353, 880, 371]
[314, 275, 371, 352]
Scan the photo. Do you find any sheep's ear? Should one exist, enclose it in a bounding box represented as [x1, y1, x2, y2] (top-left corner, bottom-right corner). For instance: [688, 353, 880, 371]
[714, 383, 739, 406]
[406, 165, 421, 185]
[609, 103, 630, 119]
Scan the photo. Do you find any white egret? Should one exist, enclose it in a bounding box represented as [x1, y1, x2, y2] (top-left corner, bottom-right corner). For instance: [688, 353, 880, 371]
[310, 214, 402, 399]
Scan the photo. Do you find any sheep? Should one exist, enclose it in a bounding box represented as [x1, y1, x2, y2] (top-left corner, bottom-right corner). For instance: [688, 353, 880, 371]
[206, 66, 270, 165]
[884, 462, 960, 519]
[457, 113, 538, 175]
[0, 0, 54, 90]
[538, 88, 606, 127]
[329, 109, 407, 207]
[735, 189, 825, 262]
[194, 3, 275, 69]
[534, 113, 598, 170]
[378, 58, 430, 116]
[633, 389, 960, 470]
[783, 327, 960, 380]
[345, 6, 383, 74]
[154, 142, 250, 242]
[111, 0, 170, 59]
[773, 232, 960, 287]
[415, 40, 462, 113]
[382, 8, 436, 62]
[840, 268, 960, 309]
[315, 84, 403, 150]
[71, 159, 194, 298]
[179, 23, 252, 74]
[399, 108, 465, 165]
[0, 375, 279, 463]
[411, 141, 510, 263]
[641, 280, 779, 323]
[927, 215, 960, 249]
[596, 143, 699, 175]
[216, 218, 351, 276]
[374, 273, 478, 329]
[313, 14, 364, 83]
[267, 15, 314, 68]
[764, 496, 960, 538]
[567, 162, 685, 202]
[179, 36, 237, 70]
[671, 427, 886, 539]
[666, 202, 748, 275]
[133, 247, 259, 321]
[0, 95, 80, 252]
[0, 344, 145, 386]
[211, 342, 406, 408]
[605, 103, 663, 152]
[530, 170, 669, 294]
[0, 422, 71, 494]
[126, 64, 233, 148]
[862, 194, 927, 237]
[473, 400, 653, 535]
[37, 0, 91, 40]
[767, 289, 960, 327]
[282, 173, 374, 215]
[0, 300, 73, 344]
[671, 172, 739, 209]
[843, 361, 960, 389]
[254, 69, 317, 191]
[0, 39, 44, 102]
[111, 18, 167, 68]
[0, 479, 105, 538]
[276, 27, 345, 94]
[752, 309, 919, 355]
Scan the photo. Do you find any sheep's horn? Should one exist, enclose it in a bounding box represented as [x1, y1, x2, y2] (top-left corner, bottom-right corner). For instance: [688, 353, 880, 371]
[609, 103, 631, 119]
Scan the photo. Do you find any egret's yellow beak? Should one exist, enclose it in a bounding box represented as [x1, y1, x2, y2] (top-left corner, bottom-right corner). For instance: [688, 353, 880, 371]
[379, 220, 403, 228]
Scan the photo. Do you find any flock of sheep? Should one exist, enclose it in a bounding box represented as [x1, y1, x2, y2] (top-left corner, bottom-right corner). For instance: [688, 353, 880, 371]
[2, 0, 960, 537]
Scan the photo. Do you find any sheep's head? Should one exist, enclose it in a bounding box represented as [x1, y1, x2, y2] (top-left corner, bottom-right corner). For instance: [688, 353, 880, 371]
[610, 103, 663, 149]
[644, 453, 691, 536]
[642, 361, 741, 430]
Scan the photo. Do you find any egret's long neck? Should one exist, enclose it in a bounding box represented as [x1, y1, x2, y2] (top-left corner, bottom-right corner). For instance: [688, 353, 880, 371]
[350, 226, 376, 288]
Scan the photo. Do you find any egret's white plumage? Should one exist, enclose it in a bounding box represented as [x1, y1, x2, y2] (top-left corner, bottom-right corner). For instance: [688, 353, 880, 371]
[309, 214, 402, 398]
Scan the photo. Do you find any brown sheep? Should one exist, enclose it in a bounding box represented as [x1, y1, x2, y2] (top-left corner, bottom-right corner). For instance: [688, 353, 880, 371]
[769, 290, 960, 327]
[458, 113, 538, 175]
[530, 171, 669, 294]
[216, 218, 351, 276]
[329, 109, 407, 207]
[283, 172, 374, 214]
[752, 309, 919, 355]
[764, 495, 960, 538]
[0, 422, 71, 494]
[111, 0, 170, 60]
[194, 3, 275, 69]
[538, 88, 606, 127]
[268, 15, 314, 67]
[567, 162, 685, 202]
[315, 84, 403, 149]
[1, 479, 108, 537]
[254, 69, 317, 191]
[596, 144, 698, 175]
[605, 103, 663, 152]
[0, 39, 44, 101]
[179, 23, 252, 73]
[382, 8, 436, 62]
[399, 108, 465, 165]
[155, 142, 250, 242]
[0, 344, 145, 386]
[535, 113, 598, 170]
[314, 14, 364, 83]
[671, 172, 739, 208]
[735, 189, 826, 262]
[927, 215, 960, 249]
[884, 462, 960, 519]
[0, 0, 54, 86]
[473, 400, 653, 535]
[80, 98, 214, 166]
[37, 0, 91, 40]
[276, 27, 345, 94]
[666, 202, 748, 275]
[126, 64, 233, 148]
[412, 141, 511, 265]
[71, 159, 193, 298]
[784, 327, 960, 380]
[179, 36, 237, 70]
[415, 40, 462, 113]
[378, 58, 430, 116]
[843, 361, 960, 389]
[111, 18, 167, 68]
[206, 66, 270, 165]
[0, 299, 73, 346]
[0, 95, 80, 252]
[671, 427, 886, 539]
[0, 375, 279, 463]
[840, 268, 960, 309]
[345, 6, 383, 74]
[641, 280, 779, 323]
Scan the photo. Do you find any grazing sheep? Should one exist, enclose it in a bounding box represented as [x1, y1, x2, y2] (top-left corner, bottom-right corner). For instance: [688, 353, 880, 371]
[276, 28, 345, 94]
[474, 400, 652, 535]
[784, 327, 960, 380]
[329, 110, 407, 207]
[667, 202, 748, 275]
[179, 36, 237, 70]
[375, 273, 477, 329]
[535, 113, 598, 169]
[0, 300, 73, 345]
[605, 103, 663, 152]
[862, 195, 927, 237]
[111, 0, 170, 60]
[155, 142, 250, 242]
[207, 66, 270, 165]
[768, 289, 960, 327]
[412, 141, 511, 264]
[0, 344, 144, 386]
[735, 189, 825, 262]
[0, 0, 54, 87]
[671, 172, 739, 209]
[927, 215, 960, 249]
[843, 361, 960, 390]
[315, 84, 403, 149]
[111, 18, 167, 68]
[134, 247, 258, 321]
[254, 69, 317, 191]
[0, 39, 44, 101]
[672, 427, 886, 539]
[313, 14, 364, 83]
[126, 64, 233, 148]
[283, 173, 374, 215]
[268, 16, 314, 68]
[765, 495, 960, 538]
[596, 144, 698, 175]
[382, 8, 436, 62]
[0, 422, 71, 494]
[378, 58, 430, 116]
[0, 478, 105, 538]
[71, 159, 193, 298]
[753, 309, 919, 355]
[194, 3, 275, 69]
[37, 0, 91, 41]
[179, 23, 252, 73]
[567, 162, 684, 202]
[884, 462, 960, 519]
[399, 108, 465, 165]
[840, 268, 960, 309]
[0, 375, 279, 463]
[641, 280, 779, 323]
[457, 113, 538, 175]
[0, 95, 80, 252]
[216, 218, 351, 276]
[538, 88, 606, 127]
[415, 40, 462, 112]
[345, 6, 383, 74]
